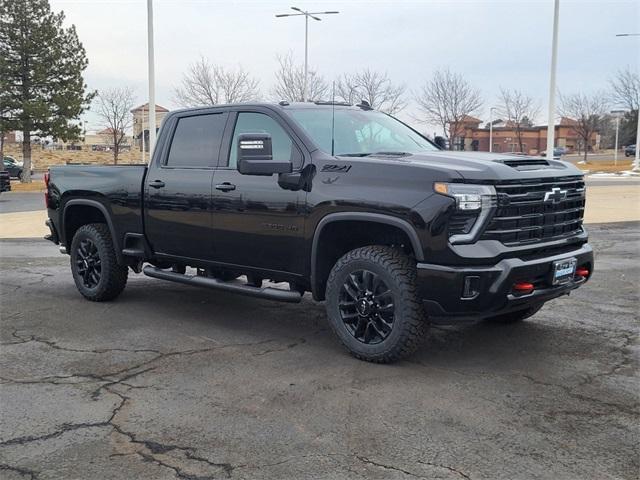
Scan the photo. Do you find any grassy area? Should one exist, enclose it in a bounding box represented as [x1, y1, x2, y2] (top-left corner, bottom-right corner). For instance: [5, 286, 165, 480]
[10, 180, 46, 192]
[570, 160, 638, 174]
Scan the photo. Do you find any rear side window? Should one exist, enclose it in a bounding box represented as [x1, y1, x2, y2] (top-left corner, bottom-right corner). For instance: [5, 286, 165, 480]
[166, 113, 227, 167]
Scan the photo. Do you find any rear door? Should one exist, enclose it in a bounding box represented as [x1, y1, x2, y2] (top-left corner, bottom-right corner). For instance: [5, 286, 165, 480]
[210, 109, 307, 275]
[144, 110, 228, 261]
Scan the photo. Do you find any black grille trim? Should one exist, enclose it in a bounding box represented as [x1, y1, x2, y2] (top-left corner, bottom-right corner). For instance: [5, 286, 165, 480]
[481, 176, 586, 246]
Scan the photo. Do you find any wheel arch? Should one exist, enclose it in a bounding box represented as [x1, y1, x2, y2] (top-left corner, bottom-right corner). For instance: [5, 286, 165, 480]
[63, 199, 123, 264]
[310, 212, 424, 301]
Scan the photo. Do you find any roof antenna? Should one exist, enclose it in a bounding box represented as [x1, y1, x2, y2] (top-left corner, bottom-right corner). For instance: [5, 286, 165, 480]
[331, 81, 336, 156]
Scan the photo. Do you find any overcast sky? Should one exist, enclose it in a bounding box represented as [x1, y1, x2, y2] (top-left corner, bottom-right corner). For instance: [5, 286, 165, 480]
[51, 0, 639, 134]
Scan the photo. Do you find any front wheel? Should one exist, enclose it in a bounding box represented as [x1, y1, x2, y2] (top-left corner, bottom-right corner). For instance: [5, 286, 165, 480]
[70, 223, 128, 301]
[325, 246, 428, 363]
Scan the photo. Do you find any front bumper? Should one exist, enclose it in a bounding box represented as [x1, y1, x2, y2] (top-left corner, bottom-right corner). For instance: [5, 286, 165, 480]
[417, 243, 593, 321]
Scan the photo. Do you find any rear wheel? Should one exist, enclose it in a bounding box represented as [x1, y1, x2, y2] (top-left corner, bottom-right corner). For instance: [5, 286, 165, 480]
[325, 246, 428, 363]
[486, 303, 544, 324]
[70, 223, 128, 301]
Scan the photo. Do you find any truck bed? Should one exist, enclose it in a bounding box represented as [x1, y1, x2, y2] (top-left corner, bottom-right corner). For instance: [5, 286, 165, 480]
[47, 164, 148, 255]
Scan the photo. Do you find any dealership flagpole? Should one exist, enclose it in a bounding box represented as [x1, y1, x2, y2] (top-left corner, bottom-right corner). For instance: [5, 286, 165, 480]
[545, 0, 560, 159]
[147, 0, 156, 161]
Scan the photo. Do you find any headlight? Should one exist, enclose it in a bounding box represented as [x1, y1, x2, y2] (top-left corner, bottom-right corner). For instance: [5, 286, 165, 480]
[434, 183, 495, 211]
[434, 182, 497, 244]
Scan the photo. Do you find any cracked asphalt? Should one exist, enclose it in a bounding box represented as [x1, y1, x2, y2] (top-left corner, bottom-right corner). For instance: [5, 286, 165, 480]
[0, 223, 638, 480]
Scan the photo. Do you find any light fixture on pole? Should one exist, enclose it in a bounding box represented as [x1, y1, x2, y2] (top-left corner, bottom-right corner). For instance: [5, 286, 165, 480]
[147, 0, 156, 160]
[545, 0, 560, 160]
[275, 7, 339, 102]
[489, 107, 497, 152]
[611, 110, 625, 166]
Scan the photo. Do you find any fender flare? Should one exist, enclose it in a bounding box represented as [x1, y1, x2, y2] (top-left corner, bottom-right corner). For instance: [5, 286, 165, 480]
[62, 199, 123, 264]
[310, 212, 424, 299]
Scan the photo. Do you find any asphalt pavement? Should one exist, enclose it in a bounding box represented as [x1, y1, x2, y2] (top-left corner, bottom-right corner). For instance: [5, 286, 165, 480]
[0, 223, 638, 479]
[0, 192, 45, 214]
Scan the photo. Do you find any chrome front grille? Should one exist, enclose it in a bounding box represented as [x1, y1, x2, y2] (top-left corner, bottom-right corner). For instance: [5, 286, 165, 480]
[481, 176, 586, 246]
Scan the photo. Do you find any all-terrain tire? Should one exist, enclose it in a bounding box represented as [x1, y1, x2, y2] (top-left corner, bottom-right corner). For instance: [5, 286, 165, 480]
[486, 303, 544, 324]
[325, 246, 428, 363]
[70, 223, 128, 301]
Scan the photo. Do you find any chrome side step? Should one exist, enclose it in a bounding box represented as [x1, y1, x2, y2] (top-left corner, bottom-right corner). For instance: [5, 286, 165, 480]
[142, 266, 302, 303]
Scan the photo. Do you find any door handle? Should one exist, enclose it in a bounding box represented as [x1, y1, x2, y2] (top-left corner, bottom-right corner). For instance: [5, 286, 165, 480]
[148, 180, 165, 189]
[215, 182, 236, 192]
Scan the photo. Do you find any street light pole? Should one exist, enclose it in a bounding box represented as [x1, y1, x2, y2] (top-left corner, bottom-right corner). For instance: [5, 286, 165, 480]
[614, 32, 640, 171]
[635, 109, 640, 171]
[275, 7, 339, 102]
[614, 116, 620, 166]
[611, 110, 625, 166]
[545, 0, 560, 159]
[147, 0, 156, 160]
[304, 14, 309, 102]
[489, 107, 497, 152]
[141, 108, 145, 163]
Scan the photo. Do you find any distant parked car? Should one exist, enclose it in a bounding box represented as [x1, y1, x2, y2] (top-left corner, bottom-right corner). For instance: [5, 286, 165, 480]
[625, 145, 636, 157]
[3, 156, 33, 179]
[540, 147, 566, 160]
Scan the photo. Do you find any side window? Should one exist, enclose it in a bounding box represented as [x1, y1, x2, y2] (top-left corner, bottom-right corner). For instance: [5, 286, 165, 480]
[228, 112, 301, 169]
[166, 113, 227, 168]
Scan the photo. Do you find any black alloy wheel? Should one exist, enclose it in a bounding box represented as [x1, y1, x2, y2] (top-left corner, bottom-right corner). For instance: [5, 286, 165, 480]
[70, 223, 128, 301]
[325, 245, 428, 363]
[75, 238, 102, 288]
[338, 269, 395, 344]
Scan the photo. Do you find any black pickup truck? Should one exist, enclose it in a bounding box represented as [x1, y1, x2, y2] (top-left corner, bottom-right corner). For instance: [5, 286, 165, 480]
[45, 102, 593, 362]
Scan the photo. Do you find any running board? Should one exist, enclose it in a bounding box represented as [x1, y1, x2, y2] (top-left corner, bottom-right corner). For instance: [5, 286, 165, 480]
[142, 266, 302, 303]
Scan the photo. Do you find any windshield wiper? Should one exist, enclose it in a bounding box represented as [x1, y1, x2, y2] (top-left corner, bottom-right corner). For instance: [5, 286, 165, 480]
[336, 152, 372, 157]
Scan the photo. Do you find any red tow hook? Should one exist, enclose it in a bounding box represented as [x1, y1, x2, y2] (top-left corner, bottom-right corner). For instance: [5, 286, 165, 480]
[575, 267, 589, 279]
[513, 282, 535, 295]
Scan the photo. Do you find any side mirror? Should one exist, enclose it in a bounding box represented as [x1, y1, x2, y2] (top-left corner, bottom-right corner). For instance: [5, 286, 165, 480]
[434, 136, 447, 149]
[237, 133, 292, 176]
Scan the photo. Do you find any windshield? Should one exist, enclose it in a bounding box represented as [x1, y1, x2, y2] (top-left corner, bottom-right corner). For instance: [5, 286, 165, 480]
[288, 108, 438, 156]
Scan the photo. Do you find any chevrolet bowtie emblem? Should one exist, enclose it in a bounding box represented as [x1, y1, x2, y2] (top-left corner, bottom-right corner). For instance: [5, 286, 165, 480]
[543, 187, 568, 204]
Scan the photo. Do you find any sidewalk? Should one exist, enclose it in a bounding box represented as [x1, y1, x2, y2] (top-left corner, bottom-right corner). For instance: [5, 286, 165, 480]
[0, 184, 638, 239]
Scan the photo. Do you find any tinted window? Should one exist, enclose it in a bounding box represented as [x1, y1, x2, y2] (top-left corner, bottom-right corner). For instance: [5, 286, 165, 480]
[228, 112, 298, 168]
[166, 113, 227, 167]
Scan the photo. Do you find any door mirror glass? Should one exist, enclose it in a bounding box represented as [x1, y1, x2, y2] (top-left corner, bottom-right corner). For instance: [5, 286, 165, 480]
[237, 133, 292, 176]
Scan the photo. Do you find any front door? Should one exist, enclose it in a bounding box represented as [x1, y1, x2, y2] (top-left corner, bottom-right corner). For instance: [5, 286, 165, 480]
[210, 110, 306, 275]
[144, 111, 228, 260]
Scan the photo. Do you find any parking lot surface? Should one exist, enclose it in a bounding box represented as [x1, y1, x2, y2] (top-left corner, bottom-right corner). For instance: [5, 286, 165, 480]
[0, 224, 638, 479]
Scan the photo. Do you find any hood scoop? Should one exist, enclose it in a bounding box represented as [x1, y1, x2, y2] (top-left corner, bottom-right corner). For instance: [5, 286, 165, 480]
[496, 157, 550, 171]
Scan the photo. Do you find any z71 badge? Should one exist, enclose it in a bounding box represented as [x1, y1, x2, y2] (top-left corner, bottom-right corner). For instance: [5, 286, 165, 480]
[321, 164, 352, 173]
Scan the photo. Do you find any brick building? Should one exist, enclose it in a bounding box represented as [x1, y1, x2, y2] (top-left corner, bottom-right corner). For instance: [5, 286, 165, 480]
[449, 116, 600, 155]
[131, 103, 169, 152]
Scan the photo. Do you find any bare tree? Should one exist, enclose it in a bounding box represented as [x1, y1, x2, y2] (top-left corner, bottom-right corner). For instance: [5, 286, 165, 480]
[559, 91, 609, 164]
[609, 67, 640, 111]
[335, 69, 406, 114]
[95, 87, 135, 164]
[414, 68, 483, 150]
[497, 88, 540, 153]
[174, 56, 260, 107]
[272, 52, 328, 102]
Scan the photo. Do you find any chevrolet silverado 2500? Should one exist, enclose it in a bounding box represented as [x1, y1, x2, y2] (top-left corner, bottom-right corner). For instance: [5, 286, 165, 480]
[45, 102, 593, 362]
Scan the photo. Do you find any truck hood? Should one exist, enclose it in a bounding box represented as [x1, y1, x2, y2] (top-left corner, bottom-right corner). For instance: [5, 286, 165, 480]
[361, 151, 583, 182]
